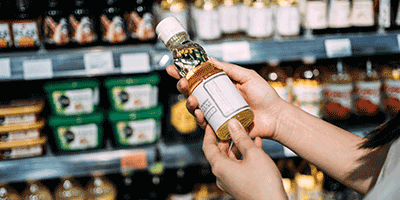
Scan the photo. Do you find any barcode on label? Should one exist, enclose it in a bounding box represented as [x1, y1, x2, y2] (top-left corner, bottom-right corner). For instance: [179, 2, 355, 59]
[23, 59, 53, 80]
[325, 38, 352, 58]
[222, 42, 251, 62]
[84, 51, 114, 73]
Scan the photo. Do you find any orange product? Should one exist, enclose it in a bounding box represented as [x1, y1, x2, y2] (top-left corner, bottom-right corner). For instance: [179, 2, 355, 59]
[381, 61, 400, 114]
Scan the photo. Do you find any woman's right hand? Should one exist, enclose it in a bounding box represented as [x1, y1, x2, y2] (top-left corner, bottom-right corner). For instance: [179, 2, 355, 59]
[166, 57, 286, 140]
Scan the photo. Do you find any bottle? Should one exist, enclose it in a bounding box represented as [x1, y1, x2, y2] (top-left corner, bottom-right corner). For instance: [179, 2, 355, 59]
[277, 159, 297, 200]
[246, 0, 274, 39]
[295, 162, 324, 200]
[323, 59, 353, 120]
[100, 0, 127, 44]
[54, 178, 85, 200]
[192, 0, 222, 41]
[275, 0, 301, 38]
[292, 58, 323, 118]
[0, 183, 21, 200]
[349, 0, 376, 32]
[303, 0, 328, 36]
[156, 17, 254, 140]
[381, 61, 400, 115]
[43, 0, 70, 48]
[69, 0, 98, 45]
[327, 0, 351, 33]
[124, 0, 156, 42]
[146, 150, 168, 200]
[0, 0, 13, 50]
[11, 0, 41, 50]
[218, 0, 241, 35]
[353, 59, 381, 117]
[239, 0, 251, 33]
[378, 0, 391, 32]
[22, 180, 53, 200]
[260, 60, 290, 102]
[85, 175, 117, 200]
[167, 168, 195, 200]
[155, 0, 189, 31]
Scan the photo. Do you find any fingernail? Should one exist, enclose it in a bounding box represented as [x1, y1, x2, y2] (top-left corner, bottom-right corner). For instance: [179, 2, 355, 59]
[227, 119, 240, 132]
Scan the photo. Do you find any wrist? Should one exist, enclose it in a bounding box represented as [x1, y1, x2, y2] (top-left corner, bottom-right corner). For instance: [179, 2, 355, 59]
[271, 100, 297, 144]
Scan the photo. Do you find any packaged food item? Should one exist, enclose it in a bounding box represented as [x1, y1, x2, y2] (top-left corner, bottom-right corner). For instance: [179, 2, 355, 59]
[55, 178, 85, 200]
[43, 0, 70, 47]
[328, 0, 351, 32]
[0, 183, 21, 200]
[125, 0, 156, 42]
[22, 180, 53, 200]
[108, 105, 162, 147]
[192, 0, 222, 41]
[0, 119, 44, 142]
[381, 61, 400, 115]
[323, 59, 353, 120]
[44, 79, 100, 116]
[275, 0, 300, 37]
[0, 137, 46, 160]
[353, 59, 381, 116]
[85, 174, 117, 200]
[104, 74, 159, 112]
[156, 17, 254, 140]
[100, 0, 127, 44]
[69, 0, 98, 45]
[0, 1, 13, 49]
[246, 0, 274, 38]
[154, 0, 189, 31]
[12, 0, 41, 49]
[48, 112, 104, 152]
[260, 61, 290, 102]
[304, 0, 328, 35]
[0, 99, 44, 126]
[218, 0, 241, 35]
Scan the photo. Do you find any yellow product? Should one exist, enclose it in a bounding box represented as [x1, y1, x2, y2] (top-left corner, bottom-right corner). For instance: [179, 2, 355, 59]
[171, 99, 197, 134]
[0, 136, 46, 160]
[295, 164, 324, 200]
[0, 120, 45, 143]
[22, 180, 53, 200]
[0, 99, 44, 126]
[85, 175, 117, 200]
[0, 183, 21, 200]
[54, 178, 85, 200]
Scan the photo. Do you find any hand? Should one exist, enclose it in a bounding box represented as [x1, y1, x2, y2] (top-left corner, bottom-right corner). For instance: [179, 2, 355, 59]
[203, 118, 288, 200]
[166, 57, 286, 140]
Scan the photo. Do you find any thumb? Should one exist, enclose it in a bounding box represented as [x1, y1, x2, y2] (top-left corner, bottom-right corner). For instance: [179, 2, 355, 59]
[227, 118, 255, 157]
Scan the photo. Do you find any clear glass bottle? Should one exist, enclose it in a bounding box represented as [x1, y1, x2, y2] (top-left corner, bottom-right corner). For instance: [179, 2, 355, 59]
[304, 0, 328, 36]
[43, 0, 70, 48]
[350, 0, 376, 32]
[239, 0, 252, 32]
[22, 180, 53, 200]
[327, 0, 351, 33]
[275, 0, 301, 38]
[192, 0, 221, 41]
[0, 183, 21, 200]
[54, 178, 85, 200]
[381, 61, 400, 115]
[219, 0, 241, 35]
[85, 175, 117, 200]
[100, 0, 127, 44]
[260, 60, 289, 102]
[246, 0, 274, 38]
[155, 0, 189, 31]
[156, 17, 254, 140]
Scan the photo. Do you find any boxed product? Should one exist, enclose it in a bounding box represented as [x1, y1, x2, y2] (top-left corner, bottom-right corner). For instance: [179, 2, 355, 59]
[43, 79, 100, 116]
[108, 105, 163, 147]
[0, 136, 47, 160]
[0, 99, 44, 126]
[0, 119, 45, 142]
[104, 74, 160, 111]
[48, 112, 104, 152]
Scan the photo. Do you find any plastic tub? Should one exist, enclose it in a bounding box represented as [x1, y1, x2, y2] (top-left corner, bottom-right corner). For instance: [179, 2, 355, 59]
[0, 99, 44, 126]
[108, 105, 163, 147]
[104, 74, 160, 111]
[48, 112, 104, 152]
[43, 79, 100, 116]
[0, 119, 45, 142]
[0, 136, 47, 160]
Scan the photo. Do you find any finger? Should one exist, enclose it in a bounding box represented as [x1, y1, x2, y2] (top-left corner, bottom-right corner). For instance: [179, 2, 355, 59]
[254, 137, 263, 149]
[202, 125, 228, 167]
[218, 140, 230, 157]
[177, 78, 189, 97]
[166, 65, 181, 79]
[186, 95, 198, 115]
[210, 57, 253, 83]
[194, 109, 207, 129]
[227, 118, 255, 158]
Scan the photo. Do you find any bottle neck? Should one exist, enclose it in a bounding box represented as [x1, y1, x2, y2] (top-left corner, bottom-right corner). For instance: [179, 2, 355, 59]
[165, 32, 191, 51]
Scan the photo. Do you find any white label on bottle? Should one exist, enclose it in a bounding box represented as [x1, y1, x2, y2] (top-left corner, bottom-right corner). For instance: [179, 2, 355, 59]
[324, 83, 353, 108]
[355, 81, 381, 105]
[53, 88, 94, 115]
[350, 0, 374, 26]
[23, 59, 53, 80]
[1, 130, 40, 142]
[159, 10, 188, 31]
[219, 5, 240, 34]
[117, 119, 157, 145]
[12, 21, 39, 47]
[222, 41, 251, 62]
[2, 145, 42, 159]
[276, 6, 300, 36]
[192, 72, 250, 132]
[328, 0, 351, 28]
[247, 7, 274, 38]
[325, 38, 352, 58]
[0, 58, 11, 78]
[193, 8, 221, 40]
[0, 114, 36, 126]
[379, 0, 390, 28]
[120, 53, 151, 74]
[59, 124, 98, 150]
[0, 22, 12, 48]
[384, 80, 400, 99]
[305, 2, 328, 29]
[239, 3, 248, 31]
[84, 51, 114, 74]
[112, 84, 158, 111]
[292, 85, 323, 118]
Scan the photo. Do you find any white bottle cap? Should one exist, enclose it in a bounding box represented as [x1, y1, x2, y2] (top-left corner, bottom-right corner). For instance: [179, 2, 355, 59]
[156, 17, 187, 44]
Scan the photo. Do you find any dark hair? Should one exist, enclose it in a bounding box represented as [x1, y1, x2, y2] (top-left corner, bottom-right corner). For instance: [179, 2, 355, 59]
[361, 112, 400, 149]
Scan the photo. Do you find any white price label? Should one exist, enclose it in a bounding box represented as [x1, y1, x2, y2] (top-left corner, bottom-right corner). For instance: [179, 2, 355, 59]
[283, 146, 297, 157]
[0, 58, 11, 78]
[222, 41, 251, 62]
[120, 53, 151, 74]
[23, 59, 53, 80]
[397, 35, 400, 51]
[325, 38, 352, 58]
[84, 51, 114, 73]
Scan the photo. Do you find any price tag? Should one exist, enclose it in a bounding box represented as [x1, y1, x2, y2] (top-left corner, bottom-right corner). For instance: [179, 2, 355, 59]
[0, 58, 11, 78]
[23, 59, 53, 80]
[397, 35, 400, 51]
[120, 53, 151, 74]
[84, 51, 114, 73]
[325, 38, 352, 58]
[222, 41, 251, 62]
[121, 150, 148, 171]
[283, 146, 297, 157]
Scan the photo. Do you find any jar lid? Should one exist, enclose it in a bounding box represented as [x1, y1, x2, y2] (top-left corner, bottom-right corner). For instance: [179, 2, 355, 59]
[156, 17, 186, 44]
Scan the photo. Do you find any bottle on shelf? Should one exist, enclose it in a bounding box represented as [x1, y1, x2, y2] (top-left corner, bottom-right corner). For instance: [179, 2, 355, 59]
[218, 0, 241, 36]
[85, 174, 117, 200]
[377, 0, 392, 32]
[69, 0, 98, 45]
[156, 17, 254, 140]
[12, 0, 41, 50]
[275, 0, 301, 38]
[21, 180, 53, 200]
[43, 0, 70, 48]
[239, 0, 252, 33]
[191, 0, 222, 41]
[246, 0, 274, 39]
[322, 59, 353, 120]
[124, 0, 156, 42]
[155, 0, 189, 31]
[167, 168, 195, 200]
[327, 0, 351, 34]
[146, 150, 168, 199]
[0, 183, 21, 200]
[277, 159, 297, 200]
[54, 178, 85, 200]
[295, 161, 324, 200]
[381, 60, 400, 115]
[100, 0, 127, 44]
[0, 0, 13, 50]
[259, 60, 290, 102]
[349, 0, 376, 32]
[303, 0, 328, 36]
